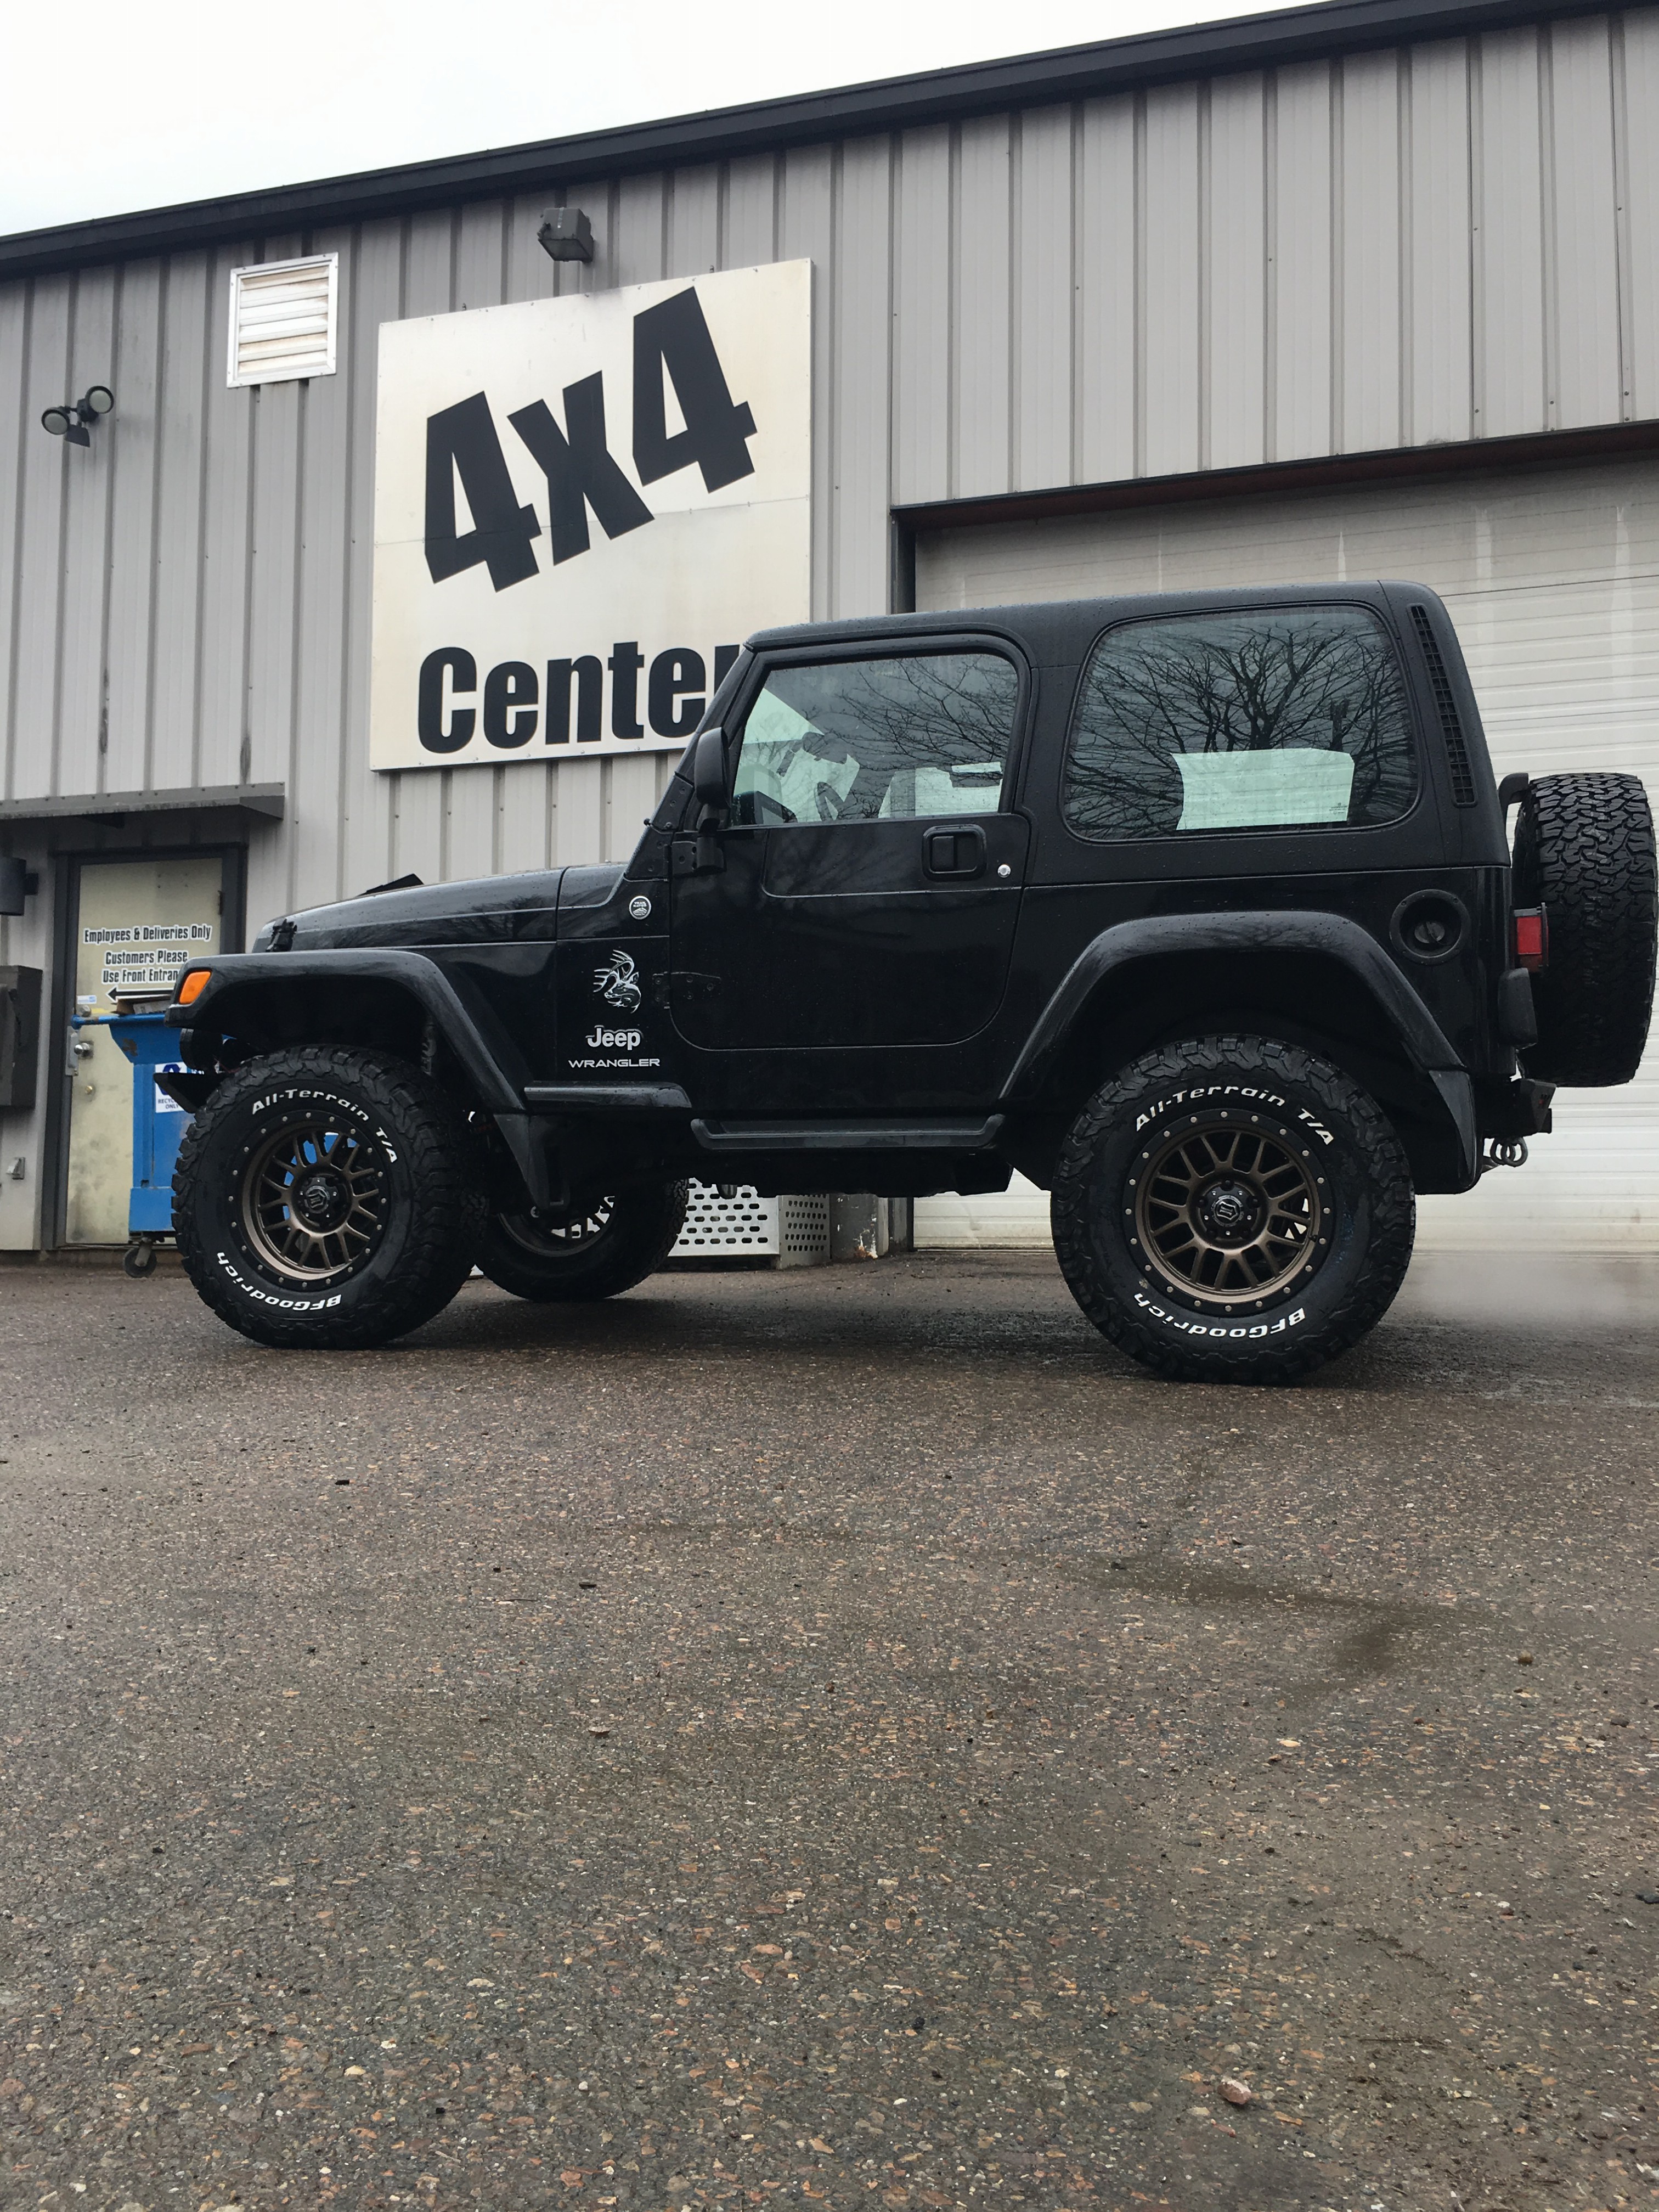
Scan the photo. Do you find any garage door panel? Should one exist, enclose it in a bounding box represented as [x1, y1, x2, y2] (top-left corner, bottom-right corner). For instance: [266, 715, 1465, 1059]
[915, 455, 1659, 1252]
[919, 464, 1657, 605]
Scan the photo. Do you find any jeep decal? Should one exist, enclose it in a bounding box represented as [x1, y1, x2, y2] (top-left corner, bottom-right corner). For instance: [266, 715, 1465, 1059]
[594, 948, 643, 1012]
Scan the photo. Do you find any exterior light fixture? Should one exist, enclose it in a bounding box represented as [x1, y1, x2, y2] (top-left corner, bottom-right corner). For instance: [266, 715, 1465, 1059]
[0, 857, 38, 914]
[41, 385, 115, 446]
[537, 207, 594, 263]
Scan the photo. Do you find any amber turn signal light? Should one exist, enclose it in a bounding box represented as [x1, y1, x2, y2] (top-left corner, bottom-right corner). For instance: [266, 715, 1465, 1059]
[176, 969, 211, 1006]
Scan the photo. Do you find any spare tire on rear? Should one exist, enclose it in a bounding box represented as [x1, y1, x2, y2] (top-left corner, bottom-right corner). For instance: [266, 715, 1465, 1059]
[1512, 772, 1657, 1086]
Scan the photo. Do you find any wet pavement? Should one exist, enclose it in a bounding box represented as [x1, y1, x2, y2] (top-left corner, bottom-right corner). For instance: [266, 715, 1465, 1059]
[0, 1247, 1654, 2212]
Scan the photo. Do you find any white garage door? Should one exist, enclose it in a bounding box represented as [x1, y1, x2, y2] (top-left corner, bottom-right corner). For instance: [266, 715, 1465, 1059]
[913, 454, 1659, 1253]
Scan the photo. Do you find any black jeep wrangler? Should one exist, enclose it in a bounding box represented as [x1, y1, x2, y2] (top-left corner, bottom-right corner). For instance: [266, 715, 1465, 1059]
[166, 584, 1656, 1383]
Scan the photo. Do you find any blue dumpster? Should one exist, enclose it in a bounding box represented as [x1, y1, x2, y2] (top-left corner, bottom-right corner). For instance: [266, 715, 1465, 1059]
[71, 1007, 193, 1275]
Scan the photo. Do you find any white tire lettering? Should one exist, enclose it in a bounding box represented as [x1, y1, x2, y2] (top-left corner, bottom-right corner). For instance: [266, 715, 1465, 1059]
[1134, 1287, 1306, 1338]
[1136, 1084, 1288, 1131]
[215, 1250, 346, 1310]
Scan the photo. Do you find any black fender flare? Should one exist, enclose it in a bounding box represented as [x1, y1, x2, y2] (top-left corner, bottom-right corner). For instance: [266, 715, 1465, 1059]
[165, 949, 524, 1116]
[1001, 910, 1476, 1185]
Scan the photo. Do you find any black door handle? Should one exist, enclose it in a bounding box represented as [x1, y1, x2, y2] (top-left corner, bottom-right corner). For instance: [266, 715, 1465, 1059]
[923, 825, 987, 878]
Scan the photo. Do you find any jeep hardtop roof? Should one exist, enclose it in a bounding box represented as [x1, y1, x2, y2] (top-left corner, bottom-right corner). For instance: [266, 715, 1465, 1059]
[743, 580, 1446, 661]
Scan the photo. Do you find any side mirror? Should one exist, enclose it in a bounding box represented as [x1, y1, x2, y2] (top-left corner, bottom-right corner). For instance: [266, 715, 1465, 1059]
[692, 727, 728, 820]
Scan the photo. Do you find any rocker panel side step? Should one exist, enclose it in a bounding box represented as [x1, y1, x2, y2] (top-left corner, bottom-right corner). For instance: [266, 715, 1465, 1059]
[523, 1083, 693, 1112]
[691, 1114, 1006, 1153]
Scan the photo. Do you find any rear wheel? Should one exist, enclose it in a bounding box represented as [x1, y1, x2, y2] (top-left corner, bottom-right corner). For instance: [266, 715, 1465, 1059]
[477, 1182, 689, 1302]
[173, 1046, 486, 1349]
[1051, 1035, 1414, 1384]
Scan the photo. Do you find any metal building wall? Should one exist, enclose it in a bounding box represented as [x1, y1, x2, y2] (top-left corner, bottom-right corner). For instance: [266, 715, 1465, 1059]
[1, 5, 1656, 1246]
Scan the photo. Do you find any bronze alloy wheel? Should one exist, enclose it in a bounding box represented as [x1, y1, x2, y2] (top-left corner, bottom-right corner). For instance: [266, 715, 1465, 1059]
[495, 1198, 617, 1256]
[239, 1119, 391, 1284]
[1128, 1108, 1325, 1311]
[1052, 1038, 1415, 1384]
[176, 1045, 486, 1350]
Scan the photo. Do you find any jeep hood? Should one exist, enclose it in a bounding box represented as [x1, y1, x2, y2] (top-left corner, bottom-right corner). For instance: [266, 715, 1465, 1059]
[253, 864, 625, 951]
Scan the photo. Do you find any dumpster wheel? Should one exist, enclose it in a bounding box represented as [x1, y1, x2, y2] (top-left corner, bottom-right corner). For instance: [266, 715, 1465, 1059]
[123, 1239, 160, 1279]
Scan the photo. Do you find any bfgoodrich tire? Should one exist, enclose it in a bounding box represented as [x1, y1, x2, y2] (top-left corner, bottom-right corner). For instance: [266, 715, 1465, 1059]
[173, 1047, 486, 1349]
[477, 1183, 689, 1302]
[1512, 772, 1657, 1086]
[1051, 1036, 1415, 1385]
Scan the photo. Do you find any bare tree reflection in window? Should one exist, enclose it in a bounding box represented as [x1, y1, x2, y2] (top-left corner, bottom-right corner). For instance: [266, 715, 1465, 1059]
[733, 654, 1019, 825]
[1063, 609, 1417, 841]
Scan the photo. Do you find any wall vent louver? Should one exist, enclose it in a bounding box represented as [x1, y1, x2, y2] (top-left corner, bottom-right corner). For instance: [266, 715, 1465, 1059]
[227, 254, 338, 387]
[1408, 604, 1476, 806]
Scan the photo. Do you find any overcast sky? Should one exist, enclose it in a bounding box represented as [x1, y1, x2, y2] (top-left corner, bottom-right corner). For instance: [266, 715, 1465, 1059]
[1, 0, 1308, 237]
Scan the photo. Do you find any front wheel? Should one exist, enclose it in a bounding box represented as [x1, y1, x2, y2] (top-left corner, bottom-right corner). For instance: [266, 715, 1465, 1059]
[477, 1182, 689, 1302]
[1051, 1036, 1415, 1384]
[173, 1046, 486, 1349]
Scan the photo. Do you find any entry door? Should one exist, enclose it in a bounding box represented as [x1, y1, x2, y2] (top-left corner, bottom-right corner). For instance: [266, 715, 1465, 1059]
[64, 857, 223, 1245]
[670, 645, 1029, 1056]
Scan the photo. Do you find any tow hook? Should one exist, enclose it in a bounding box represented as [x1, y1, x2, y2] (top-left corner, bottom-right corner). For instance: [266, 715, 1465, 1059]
[1481, 1139, 1529, 1173]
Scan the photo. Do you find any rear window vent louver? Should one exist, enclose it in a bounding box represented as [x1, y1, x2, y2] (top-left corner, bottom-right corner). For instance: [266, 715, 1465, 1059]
[1409, 604, 1477, 806]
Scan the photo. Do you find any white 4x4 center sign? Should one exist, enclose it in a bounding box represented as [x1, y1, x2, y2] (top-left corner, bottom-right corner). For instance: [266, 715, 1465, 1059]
[370, 260, 812, 771]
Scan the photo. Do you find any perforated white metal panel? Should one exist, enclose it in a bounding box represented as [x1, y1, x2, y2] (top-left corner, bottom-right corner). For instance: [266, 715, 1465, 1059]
[669, 1184, 832, 1263]
[778, 1193, 831, 1265]
[673, 1183, 778, 1254]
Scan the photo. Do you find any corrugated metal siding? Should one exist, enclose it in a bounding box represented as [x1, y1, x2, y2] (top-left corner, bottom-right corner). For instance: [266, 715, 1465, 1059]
[912, 452, 1659, 1250]
[1, 7, 1657, 1251]
[2, 12, 1654, 912]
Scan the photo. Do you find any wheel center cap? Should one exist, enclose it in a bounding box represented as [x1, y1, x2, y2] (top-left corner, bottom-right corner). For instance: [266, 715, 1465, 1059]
[295, 1170, 348, 1229]
[1196, 1179, 1262, 1242]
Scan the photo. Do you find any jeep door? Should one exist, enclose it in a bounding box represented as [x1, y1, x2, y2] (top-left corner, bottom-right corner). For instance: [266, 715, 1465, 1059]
[668, 643, 1029, 1095]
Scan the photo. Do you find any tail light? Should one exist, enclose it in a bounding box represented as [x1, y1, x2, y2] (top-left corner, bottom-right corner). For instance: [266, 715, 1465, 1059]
[1514, 908, 1548, 971]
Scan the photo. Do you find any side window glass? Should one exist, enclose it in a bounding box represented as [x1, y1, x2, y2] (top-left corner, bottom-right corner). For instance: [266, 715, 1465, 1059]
[731, 651, 1020, 826]
[1062, 606, 1418, 841]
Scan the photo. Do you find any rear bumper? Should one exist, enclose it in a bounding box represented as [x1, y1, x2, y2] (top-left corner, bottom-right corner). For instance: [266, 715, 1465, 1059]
[1475, 1076, 1555, 1140]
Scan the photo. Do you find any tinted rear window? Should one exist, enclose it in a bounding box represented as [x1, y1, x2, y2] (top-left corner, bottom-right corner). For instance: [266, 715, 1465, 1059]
[1062, 606, 1418, 841]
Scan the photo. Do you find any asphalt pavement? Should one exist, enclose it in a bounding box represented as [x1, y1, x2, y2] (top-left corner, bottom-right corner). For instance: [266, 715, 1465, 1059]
[0, 1247, 1654, 2212]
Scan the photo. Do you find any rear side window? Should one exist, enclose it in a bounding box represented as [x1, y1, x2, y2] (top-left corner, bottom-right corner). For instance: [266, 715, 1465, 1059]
[1062, 606, 1417, 841]
[731, 651, 1020, 826]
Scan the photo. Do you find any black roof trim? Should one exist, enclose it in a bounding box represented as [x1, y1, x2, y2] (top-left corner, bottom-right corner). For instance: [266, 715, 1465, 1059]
[0, 0, 1615, 281]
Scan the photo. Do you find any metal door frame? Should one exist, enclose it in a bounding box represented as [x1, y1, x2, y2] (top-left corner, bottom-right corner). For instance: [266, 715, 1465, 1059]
[43, 843, 247, 1251]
